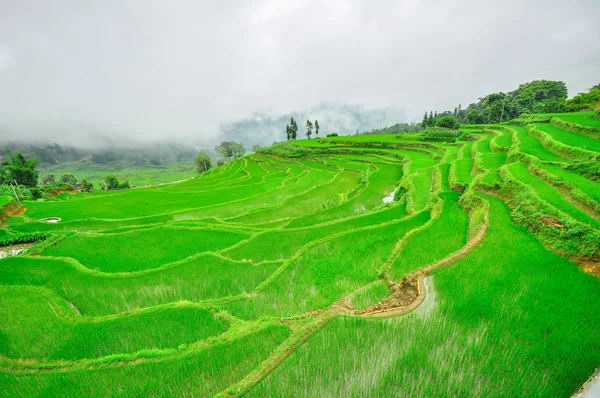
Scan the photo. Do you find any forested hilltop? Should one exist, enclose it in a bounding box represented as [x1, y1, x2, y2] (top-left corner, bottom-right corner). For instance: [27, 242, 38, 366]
[420, 80, 600, 128]
[346, 80, 600, 137]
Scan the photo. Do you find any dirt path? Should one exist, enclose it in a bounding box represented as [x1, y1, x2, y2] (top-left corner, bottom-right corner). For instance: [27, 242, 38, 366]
[219, 203, 491, 397]
[340, 205, 489, 318]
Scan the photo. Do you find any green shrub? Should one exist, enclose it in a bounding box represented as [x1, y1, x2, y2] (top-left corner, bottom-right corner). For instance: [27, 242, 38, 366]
[257, 142, 316, 158]
[435, 115, 460, 130]
[564, 156, 600, 181]
[0, 232, 48, 247]
[420, 128, 470, 142]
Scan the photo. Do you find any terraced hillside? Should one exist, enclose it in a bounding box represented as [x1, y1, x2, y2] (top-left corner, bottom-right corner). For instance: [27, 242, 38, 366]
[0, 112, 599, 397]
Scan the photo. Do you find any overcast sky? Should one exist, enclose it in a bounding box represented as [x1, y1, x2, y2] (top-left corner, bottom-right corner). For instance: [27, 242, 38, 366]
[0, 0, 599, 144]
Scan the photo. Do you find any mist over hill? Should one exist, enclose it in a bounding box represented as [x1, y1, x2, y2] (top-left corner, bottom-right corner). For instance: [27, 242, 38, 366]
[0, 102, 408, 155]
[218, 103, 408, 146]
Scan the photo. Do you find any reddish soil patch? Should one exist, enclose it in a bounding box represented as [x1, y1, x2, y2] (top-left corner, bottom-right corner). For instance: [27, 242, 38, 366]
[539, 215, 566, 230]
[0, 204, 26, 225]
[580, 260, 600, 278]
[360, 275, 420, 315]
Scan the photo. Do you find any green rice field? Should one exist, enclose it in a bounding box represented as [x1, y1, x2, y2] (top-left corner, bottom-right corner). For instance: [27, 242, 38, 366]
[1, 114, 599, 397]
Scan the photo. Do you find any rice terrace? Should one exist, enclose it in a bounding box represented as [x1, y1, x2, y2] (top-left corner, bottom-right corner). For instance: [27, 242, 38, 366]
[0, 107, 599, 396]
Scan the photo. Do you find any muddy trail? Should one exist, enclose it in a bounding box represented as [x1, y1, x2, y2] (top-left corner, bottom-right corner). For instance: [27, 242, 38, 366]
[222, 204, 491, 397]
[340, 205, 489, 318]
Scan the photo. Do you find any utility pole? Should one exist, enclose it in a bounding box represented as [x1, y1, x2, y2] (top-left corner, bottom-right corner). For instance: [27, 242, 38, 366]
[9, 183, 21, 204]
[13, 179, 23, 197]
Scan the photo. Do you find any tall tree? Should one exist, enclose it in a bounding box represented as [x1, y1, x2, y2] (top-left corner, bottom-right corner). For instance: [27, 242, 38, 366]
[428, 111, 434, 127]
[214, 141, 246, 162]
[195, 150, 212, 173]
[457, 104, 464, 122]
[422, 112, 429, 127]
[230, 142, 246, 158]
[290, 118, 298, 140]
[60, 173, 77, 186]
[314, 120, 319, 137]
[285, 124, 291, 141]
[453, 107, 458, 118]
[41, 174, 55, 186]
[103, 175, 119, 190]
[306, 120, 313, 139]
[80, 179, 93, 192]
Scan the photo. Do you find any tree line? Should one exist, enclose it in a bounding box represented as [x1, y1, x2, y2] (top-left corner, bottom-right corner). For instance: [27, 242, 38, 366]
[285, 117, 320, 140]
[0, 149, 133, 201]
[194, 140, 247, 175]
[423, 80, 599, 126]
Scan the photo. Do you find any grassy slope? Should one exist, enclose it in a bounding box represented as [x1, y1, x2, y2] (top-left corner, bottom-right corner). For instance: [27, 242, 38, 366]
[1, 119, 599, 396]
[42, 227, 250, 272]
[0, 287, 226, 360]
[511, 125, 568, 162]
[554, 112, 600, 128]
[533, 123, 600, 152]
[392, 192, 468, 279]
[2, 325, 290, 397]
[249, 196, 600, 397]
[0, 255, 281, 316]
[40, 159, 195, 188]
[539, 164, 600, 203]
[509, 163, 600, 229]
[224, 211, 430, 319]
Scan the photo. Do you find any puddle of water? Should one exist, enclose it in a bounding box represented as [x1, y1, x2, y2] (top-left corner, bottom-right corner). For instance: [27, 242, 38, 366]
[574, 369, 600, 398]
[0, 243, 33, 258]
[383, 188, 397, 203]
[41, 217, 61, 223]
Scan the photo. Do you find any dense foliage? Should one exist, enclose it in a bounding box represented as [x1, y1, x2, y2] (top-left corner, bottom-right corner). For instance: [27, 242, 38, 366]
[565, 84, 600, 112]
[364, 122, 422, 135]
[195, 150, 212, 173]
[0, 150, 38, 187]
[424, 80, 572, 126]
[214, 141, 245, 161]
[464, 80, 568, 124]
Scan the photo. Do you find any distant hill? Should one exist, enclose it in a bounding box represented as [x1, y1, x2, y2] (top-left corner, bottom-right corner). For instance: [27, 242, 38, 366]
[218, 103, 409, 146]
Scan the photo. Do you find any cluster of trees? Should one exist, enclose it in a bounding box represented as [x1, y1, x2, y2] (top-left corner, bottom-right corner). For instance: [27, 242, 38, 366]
[102, 175, 129, 190]
[363, 122, 422, 135]
[565, 84, 600, 112]
[285, 118, 299, 140]
[285, 118, 320, 140]
[464, 80, 568, 124]
[422, 112, 460, 129]
[425, 80, 577, 125]
[0, 150, 38, 187]
[214, 141, 245, 164]
[41, 173, 93, 192]
[195, 151, 211, 174]
[194, 141, 247, 175]
[0, 148, 135, 198]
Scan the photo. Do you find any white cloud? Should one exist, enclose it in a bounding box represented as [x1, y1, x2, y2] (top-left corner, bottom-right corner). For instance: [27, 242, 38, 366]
[0, 45, 15, 70]
[0, 0, 598, 144]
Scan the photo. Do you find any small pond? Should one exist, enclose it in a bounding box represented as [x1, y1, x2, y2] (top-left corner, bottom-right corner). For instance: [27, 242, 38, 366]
[41, 217, 61, 223]
[0, 243, 33, 258]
